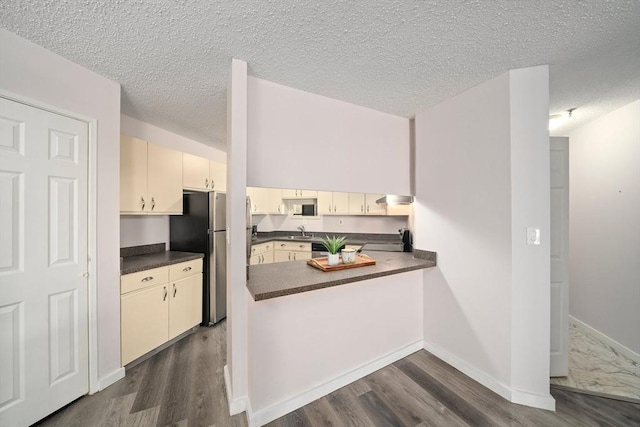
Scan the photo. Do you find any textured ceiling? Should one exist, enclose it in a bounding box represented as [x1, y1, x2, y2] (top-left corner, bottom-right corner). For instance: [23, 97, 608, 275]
[1, 1, 639, 150]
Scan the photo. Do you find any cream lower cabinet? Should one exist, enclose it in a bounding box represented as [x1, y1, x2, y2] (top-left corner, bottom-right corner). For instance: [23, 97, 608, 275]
[250, 242, 274, 265]
[273, 241, 311, 263]
[121, 259, 202, 365]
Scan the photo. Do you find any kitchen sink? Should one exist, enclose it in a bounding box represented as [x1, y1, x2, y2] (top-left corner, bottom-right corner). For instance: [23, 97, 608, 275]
[286, 235, 314, 239]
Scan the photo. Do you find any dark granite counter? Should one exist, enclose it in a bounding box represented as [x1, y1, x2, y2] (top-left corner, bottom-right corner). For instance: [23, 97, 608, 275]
[252, 231, 403, 246]
[121, 249, 204, 275]
[247, 250, 436, 301]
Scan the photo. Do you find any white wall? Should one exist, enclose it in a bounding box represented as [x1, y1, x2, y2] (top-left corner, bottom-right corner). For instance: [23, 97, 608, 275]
[247, 77, 410, 196]
[568, 100, 640, 354]
[0, 29, 122, 382]
[119, 115, 227, 249]
[247, 271, 423, 425]
[415, 66, 553, 409]
[253, 214, 407, 234]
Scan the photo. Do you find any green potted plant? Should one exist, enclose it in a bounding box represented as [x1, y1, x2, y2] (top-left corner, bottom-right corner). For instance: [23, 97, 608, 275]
[320, 235, 347, 266]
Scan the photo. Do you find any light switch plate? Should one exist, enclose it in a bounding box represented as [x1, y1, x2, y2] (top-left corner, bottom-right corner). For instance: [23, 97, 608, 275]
[527, 227, 541, 245]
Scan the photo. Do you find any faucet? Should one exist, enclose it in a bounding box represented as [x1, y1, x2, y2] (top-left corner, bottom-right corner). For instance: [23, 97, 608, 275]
[298, 225, 306, 237]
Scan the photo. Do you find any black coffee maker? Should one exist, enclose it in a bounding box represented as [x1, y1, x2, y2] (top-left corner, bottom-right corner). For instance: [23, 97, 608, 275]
[251, 225, 258, 240]
[400, 228, 413, 252]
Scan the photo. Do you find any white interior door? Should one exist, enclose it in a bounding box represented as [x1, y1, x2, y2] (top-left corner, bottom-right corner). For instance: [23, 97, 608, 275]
[550, 137, 570, 377]
[0, 97, 89, 426]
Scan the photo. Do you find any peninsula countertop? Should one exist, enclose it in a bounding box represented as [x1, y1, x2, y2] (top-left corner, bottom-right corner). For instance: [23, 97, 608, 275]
[247, 250, 436, 301]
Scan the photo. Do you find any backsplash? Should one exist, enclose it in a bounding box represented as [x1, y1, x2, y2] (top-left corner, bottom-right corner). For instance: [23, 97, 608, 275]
[120, 215, 170, 248]
[252, 214, 408, 234]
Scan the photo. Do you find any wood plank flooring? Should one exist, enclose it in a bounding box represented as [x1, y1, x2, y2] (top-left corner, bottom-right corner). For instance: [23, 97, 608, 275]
[34, 322, 639, 426]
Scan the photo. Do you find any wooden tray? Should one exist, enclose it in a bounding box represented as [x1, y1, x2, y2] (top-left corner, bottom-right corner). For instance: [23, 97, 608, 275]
[307, 254, 376, 272]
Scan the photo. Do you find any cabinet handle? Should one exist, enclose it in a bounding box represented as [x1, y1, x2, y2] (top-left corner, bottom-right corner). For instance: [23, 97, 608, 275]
[252, 247, 256, 253]
[151, 197, 156, 210]
[293, 253, 297, 260]
[211, 180, 215, 188]
[334, 205, 336, 212]
[367, 205, 370, 213]
[182, 266, 192, 272]
[141, 276, 153, 282]
[173, 284, 177, 298]
[205, 178, 209, 189]
[261, 255, 264, 264]
[361, 205, 364, 213]
[281, 243, 286, 247]
[288, 252, 291, 260]
[141, 197, 146, 210]
[299, 245, 304, 248]
[163, 286, 168, 301]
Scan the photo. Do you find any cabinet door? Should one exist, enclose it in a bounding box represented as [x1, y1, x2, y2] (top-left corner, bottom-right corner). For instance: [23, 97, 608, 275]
[300, 189, 317, 198]
[365, 193, 386, 215]
[247, 187, 270, 214]
[169, 274, 203, 340]
[121, 283, 169, 365]
[120, 134, 148, 214]
[281, 189, 298, 198]
[210, 161, 227, 192]
[183, 153, 210, 191]
[348, 193, 365, 215]
[273, 250, 292, 263]
[317, 191, 333, 215]
[268, 188, 285, 214]
[291, 251, 311, 261]
[262, 250, 273, 264]
[250, 254, 263, 265]
[333, 192, 350, 215]
[148, 143, 183, 214]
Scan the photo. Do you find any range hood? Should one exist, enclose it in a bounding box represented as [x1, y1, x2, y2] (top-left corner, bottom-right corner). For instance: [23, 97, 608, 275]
[375, 195, 414, 205]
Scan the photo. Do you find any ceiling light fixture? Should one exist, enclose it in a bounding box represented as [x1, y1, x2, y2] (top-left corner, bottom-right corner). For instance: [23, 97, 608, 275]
[549, 108, 577, 130]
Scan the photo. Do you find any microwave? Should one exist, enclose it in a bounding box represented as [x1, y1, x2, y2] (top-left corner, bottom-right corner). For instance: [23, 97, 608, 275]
[292, 204, 316, 216]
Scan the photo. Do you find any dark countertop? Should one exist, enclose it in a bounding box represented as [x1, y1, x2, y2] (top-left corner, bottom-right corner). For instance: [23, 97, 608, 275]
[247, 250, 436, 301]
[121, 251, 204, 275]
[252, 232, 403, 246]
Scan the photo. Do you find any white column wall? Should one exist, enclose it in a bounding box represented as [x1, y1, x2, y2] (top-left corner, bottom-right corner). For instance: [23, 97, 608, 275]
[414, 66, 554, 409]
[568, 100, 640, 354]
[0, 29, 122, 383]
[226, 59, 250, 411]
[415, 71, 514, 388]
[508, 66, 552, 404]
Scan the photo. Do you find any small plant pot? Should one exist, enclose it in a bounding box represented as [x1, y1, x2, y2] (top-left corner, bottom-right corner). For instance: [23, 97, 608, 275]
[327, 253, 340, 266]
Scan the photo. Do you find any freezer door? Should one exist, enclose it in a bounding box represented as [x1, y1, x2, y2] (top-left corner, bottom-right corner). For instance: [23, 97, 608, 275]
[210, 230, 227, 324]
[210, 191, 227, 231]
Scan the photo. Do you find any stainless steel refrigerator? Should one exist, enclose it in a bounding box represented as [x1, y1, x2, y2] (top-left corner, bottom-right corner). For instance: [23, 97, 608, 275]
[170, 191, 251, 325]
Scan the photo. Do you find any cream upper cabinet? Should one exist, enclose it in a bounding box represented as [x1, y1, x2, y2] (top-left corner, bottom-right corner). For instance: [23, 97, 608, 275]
[268, 188, 285, 214]
[120, 134, 183, 214]
[147, 143, 183, 214]
[210, 161, 227, 192]
[183, 153, 210, 191]
[120, 135, 148, 213]
[317, 191, 333, 215]
[348, 193, 365, 215]
[247, 187, 270, 214]
[318, 191, 349, 215]
[365, 193, 386, 215]
[281, 189, 318, 199]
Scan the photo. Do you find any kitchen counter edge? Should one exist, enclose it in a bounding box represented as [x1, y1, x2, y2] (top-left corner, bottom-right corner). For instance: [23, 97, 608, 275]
[247, 250, 436, 301]
[121, 251, 204, 275]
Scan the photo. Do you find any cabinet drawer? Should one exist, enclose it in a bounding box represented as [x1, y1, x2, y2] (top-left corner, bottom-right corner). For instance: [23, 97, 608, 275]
[251, 242, 273, 256]
[169, 259, 203, 282]
[274, 241, 311, 252]
[121, 267, 169, 295]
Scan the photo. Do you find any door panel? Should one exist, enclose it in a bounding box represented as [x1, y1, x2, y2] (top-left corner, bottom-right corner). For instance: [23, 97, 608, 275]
[550, 137, 569, 377]
[0, 97, 89, 426]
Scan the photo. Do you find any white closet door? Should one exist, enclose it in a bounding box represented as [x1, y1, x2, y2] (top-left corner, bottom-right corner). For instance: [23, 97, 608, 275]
[0, 97, 89, 426]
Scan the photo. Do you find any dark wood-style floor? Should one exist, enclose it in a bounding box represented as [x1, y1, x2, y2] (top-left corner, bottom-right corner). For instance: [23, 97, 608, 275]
[35, 323, 639, 427]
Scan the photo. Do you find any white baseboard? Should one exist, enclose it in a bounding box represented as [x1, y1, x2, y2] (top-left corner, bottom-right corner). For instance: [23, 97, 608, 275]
[247, 340, 424, 427]
[97, 367, 125, 392]
[569, 315, 640, 364]
[224, 364, 248, 416]
[422, 341, 556, 411]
